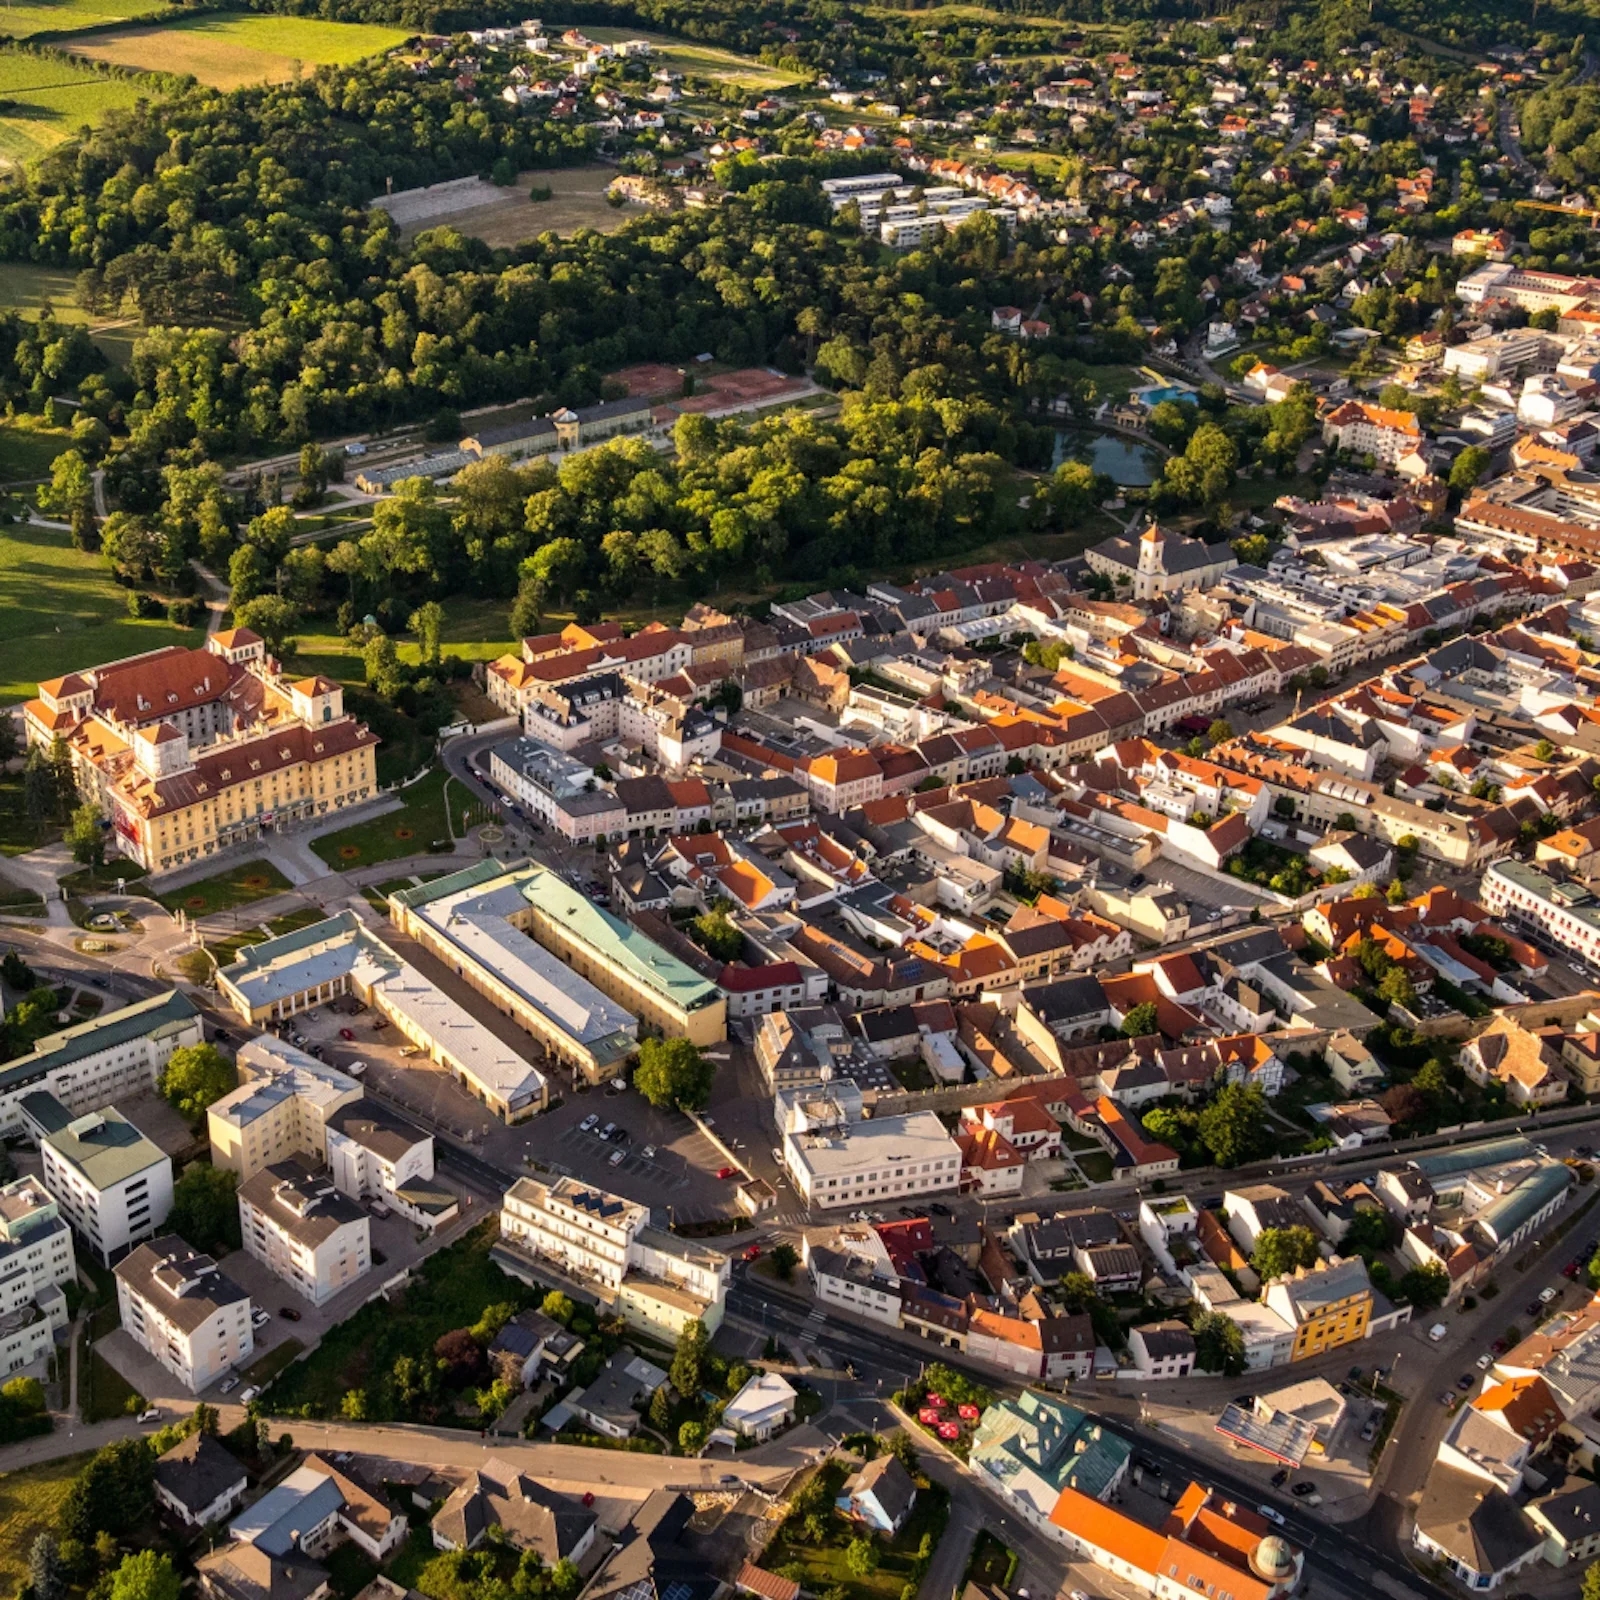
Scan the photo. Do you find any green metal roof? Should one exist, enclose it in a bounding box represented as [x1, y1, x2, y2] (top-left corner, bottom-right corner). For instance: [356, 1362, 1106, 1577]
[0, 991, 197, 1097]
[44, 1106, 165, 1189]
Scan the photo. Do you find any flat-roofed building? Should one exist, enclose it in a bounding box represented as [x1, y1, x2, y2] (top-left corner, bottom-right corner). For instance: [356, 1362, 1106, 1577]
[389, 860, 727, 1065]
[208, 1039, 364, 1179]
[28, 1094, 172, 1265]
[216, 914, 548, 1122]
[1263, 1255, 1374, 1360]
[783, 1110, 963, 1210]
[238, 1159, 370, 1307]
[495, 1176, 729, 1339]
[0, 990, 201, 1134]
[0, 1176, 74, 1351]
[115, 1235, 253, 1392]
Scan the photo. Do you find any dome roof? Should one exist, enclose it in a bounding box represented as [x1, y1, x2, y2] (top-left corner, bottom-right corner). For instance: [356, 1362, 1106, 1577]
[1251, 1534, 1296, 1581]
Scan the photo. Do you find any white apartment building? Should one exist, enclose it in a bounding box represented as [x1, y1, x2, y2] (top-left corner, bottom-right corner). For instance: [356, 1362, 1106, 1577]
[208, 1038, 364, 1179]
[783, 1110, 963, 1210]
[803, 1227, 903, 1327]
[29, 1095, 172, 1266]
[495, 1176, 729, 1339]
[1320, 401, 1423, 465]
[115, 1236, 254, 1393]
[0, 1176, 76, 1371]
[1481, 859, 1600, 965]
[0, 991, 202, 1135]
[237, 1160, 371, 1307]
[324, 1101, 453, 1231]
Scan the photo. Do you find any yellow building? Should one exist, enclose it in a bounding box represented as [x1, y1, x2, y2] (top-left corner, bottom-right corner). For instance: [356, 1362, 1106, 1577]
[1263, 1256, 1374, 1360]
[389, 859, 727, 1057]
[25, 632, 378, 873]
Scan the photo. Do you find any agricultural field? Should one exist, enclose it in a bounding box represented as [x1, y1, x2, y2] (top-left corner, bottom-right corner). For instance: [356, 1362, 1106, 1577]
[411, 165, 633, 247]
[67, 12, 410, 89]
[0, 0, 141, 39]
[579, 25, 805, 90]
[0, 48, 149, 168]
[0, 521, 205, 704]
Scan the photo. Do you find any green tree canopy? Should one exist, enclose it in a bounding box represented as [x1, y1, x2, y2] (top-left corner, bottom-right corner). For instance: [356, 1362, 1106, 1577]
[109, 1551, 181, 1600]
[1250, 1226, 1321, 1282]
[635, 1037, 714, 1111]
[1197, 1083, 1270, 1167]
[159, 1044, 236, 1122]
[169, 1164, 241, 1256]
[1121, 1001, 1160, 1039]
[1192, 1311, 1246, 1376]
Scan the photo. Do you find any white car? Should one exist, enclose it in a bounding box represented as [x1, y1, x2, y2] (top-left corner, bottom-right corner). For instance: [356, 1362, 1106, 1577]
[1476, 1354, 1493, 1370]
[239, 1387, 260, 1405]
[219, 1376, 240, 1394]
[136, 1407, 160, 1424]
[579, 1114, 599, 1133]
[642, 1145, 656, 1159]
[1540, 1286, 1559, 1303]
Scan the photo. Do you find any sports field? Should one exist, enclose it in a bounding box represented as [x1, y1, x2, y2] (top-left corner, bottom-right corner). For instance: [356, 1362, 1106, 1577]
[0, 521, 205, 706]
[0, 48, 147, 167]
[579, 25, 804, 89]
[405, 165, 631, 246]
[68, 11, 410, 88]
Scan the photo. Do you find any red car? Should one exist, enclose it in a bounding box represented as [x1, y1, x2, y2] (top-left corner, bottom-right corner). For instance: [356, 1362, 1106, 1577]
[339, 1028, 355, 1041]
[742, 1245, 762, 1261]
[716, 1165, 738, 1180]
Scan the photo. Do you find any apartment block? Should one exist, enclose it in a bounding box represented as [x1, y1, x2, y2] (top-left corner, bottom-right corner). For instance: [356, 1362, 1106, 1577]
[208, 1038, 364, 1179]
[0, 1176, 75, 1343]
[27, 1094, 172, 1265]
[495, 1177, 728, 1340]
[0, 991, 201, 1135]
[238, 1160, 371, 1307]
[115, 1236, 254, 1392]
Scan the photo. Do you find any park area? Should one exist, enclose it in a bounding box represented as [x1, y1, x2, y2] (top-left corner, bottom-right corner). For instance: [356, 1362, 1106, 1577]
[0, 521, 205, 705]
[66, 11, 410, 88]
[153, 858, 292, 916]
[0, 48, 148, 167]
[310, 766, 464, 870]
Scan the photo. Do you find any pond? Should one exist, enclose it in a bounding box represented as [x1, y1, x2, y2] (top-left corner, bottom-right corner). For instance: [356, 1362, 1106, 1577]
[1052, 427, 1164, 486]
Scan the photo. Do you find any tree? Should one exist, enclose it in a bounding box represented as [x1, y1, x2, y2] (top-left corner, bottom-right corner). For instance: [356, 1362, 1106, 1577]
[1378, 966, 1417, 1008]
[1192, 1311, 1246, 1376]
[692, 910, 742, 963]
[649, 1387, 673, 1434]
[61, 1439, 153, 1543]
[1449, 446, 1490, 494]
[845, 1540, 879, 1578]
[1385, 878, 1407, 906]
[770, 1243, 798, 1281]
[1381, 1083, 1429, 1127]
[3, 1376, 45, 1414]
[635, 1037, 714, 1111]
[1121, 1001, 1159, 1039]
[232, 596, 299, 657]
[1, 951, 34, 990]
[1581, 1560, 1600, 1600]
[1343, 1208, 1394, 1253]
[677, 1420, 706, 1454]
[409, 600, 445, 668]
[1197, 1083, 1270, 1167]
[340, 1389, 369, 1421]
[28, 1534, 63, 1600]
[159, 1044, 236, 1121]
[671, 1319, 709, 1398]
[1251, 1226, 1320, 1282]
[1206, 719, 1232, 747]
[469, 1302, 517, 1345]
[1398, 1263, 1450, 1311]
[434, 1328, 487, 1388]
[109, 1551, 180, 1600]
[169, 1164, 241, 1255]
[541, 1290, 575, 1325]
[64, 802, 106, 871]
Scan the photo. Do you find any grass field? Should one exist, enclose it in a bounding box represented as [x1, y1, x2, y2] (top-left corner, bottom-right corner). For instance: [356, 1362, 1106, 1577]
[0, 420, 72, 480]
[0, 0, 141, 38]
[580, 25, 804, 89]
[0, 47, 149, 167]
[293, 595, 516, 685]
[310, 766, 458, 869]
[67, 11, 410, 88]
[154, 858, 292, 916]
[0, 1452, 93, 1595]
[411, 164, 634, 247]
[0, 521, 205, 704]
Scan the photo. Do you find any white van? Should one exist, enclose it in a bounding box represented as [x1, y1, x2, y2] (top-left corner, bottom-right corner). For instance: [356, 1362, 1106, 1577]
[1429, 1323, 1448, 1342]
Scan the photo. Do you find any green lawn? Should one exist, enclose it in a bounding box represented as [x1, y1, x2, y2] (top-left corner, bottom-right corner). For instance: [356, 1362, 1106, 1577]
[0, 0, 146, 36]
[0, 521, 205, 705]
[310, 766, 462, 869]
[0, 421, 74, 481]
[0, 1451, 94, 1597]
[243, 1335, 304, 1387]
[1075, 1150, 1114, 1184]
[80, 1338, 141, 1423]
[266, 1218, 532, 1418]
[0, 771, 58, 856]
[154, 859, 292, 916]
[0, 47, 152, 167]
[579, 25, 805, 88]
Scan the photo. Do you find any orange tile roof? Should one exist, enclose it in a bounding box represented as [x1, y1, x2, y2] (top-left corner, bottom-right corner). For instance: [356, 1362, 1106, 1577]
[1048, 1489, 1166, 1572]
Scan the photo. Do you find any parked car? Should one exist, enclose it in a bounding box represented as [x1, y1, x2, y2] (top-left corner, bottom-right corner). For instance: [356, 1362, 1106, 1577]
[1360, 1421, 1376, 1442]
[370, 1201, 390, 1220]
[1456, 1374, 1473, 1391]
[1476, 1354, 1493, 1370]
[598, 1123, 617, 1142]
[239, 1387, 260, 1405]
[716, 1166, 738, 1180]
[279, 1307, 302, 1322]
[339, 1028, 355, 1041]
[1438, 1392, 1456, 1407]
[608, 1149, 625, 1167]
[642, 1145, 656, 1159]
[219, 1376, 240, 1394]
[1540, 1286, 1559, 1303]
[1270, 1468, 1289, 1487]
[1256, 1505, 1286, 1527]
[1527, 1300, 1544, 1317]
[580, 1114, 598, 1132]
[1290, 1482, 1317, 1498]
[137, 1407, 161, 1424]
[743, 1246, 762, 1261]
